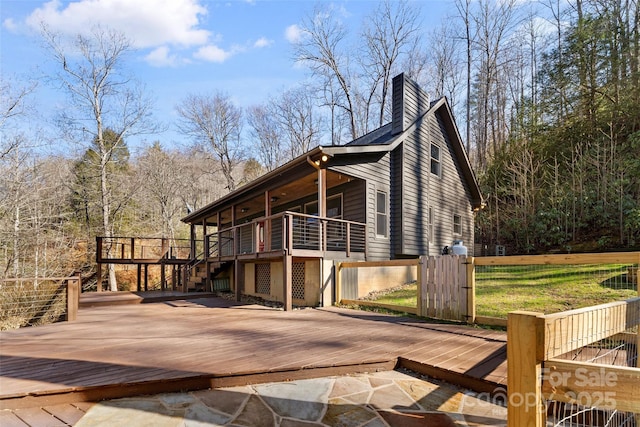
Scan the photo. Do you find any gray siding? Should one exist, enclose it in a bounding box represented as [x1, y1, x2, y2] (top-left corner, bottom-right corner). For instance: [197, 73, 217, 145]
[391, 74, 430, 135]
[400, 124, 431, 256]
[391, 146, 404, 256]
[428, 112, 474, 255]
[330, 153, 391, 261]
[398, 111, 475, 257]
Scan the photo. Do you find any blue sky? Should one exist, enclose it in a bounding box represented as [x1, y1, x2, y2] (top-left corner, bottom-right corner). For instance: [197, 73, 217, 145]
[1, 0, 452, 152]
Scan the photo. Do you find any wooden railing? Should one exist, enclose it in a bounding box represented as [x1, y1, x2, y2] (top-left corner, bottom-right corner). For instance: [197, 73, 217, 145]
[96, 237, 194, 262]
[205, 211, 366, 259]
[507, 297, 640, 426]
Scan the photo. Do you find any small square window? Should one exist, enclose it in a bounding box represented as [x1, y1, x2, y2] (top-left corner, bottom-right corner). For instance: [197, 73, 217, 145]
[453, 214, 462, 235]
[430, 144, 441, 176]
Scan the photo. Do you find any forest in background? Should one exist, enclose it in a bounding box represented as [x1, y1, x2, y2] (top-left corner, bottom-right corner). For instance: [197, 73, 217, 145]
[1, 0, 639, 280]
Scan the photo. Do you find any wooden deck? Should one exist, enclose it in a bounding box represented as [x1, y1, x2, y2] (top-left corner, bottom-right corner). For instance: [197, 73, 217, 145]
[0, 296, 507, 410]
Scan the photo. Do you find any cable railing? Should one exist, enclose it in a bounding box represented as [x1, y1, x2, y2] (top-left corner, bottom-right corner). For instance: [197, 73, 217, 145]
[96, 237, 193, 262]
[0, 277, 80, 330]
[205, 211, 366, 259]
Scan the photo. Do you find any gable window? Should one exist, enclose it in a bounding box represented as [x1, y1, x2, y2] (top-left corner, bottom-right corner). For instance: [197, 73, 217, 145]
[453, 214, 462, 235]
[430, 143, 441, 176]
[376, 190, 388, 238]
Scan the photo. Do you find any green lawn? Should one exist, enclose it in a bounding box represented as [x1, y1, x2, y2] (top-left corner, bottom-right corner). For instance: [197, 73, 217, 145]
[367, 264, 637, 319]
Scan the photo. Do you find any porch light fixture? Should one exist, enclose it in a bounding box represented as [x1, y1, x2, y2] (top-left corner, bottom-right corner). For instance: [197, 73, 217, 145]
[241, 207, 249, 213]
[321, 154, 329, 162]
[270, 196, 278, 203]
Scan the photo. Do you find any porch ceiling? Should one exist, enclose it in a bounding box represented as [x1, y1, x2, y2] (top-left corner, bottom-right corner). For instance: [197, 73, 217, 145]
[208, 170, 357, 225]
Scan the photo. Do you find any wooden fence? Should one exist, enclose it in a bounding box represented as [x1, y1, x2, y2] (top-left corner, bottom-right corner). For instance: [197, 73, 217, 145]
[336, 251, 639, 325]
[337, 256, 472, 322]
[507, 297, 640, 426]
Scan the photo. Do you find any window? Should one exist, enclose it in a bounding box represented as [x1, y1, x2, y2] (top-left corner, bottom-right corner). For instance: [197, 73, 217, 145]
[326, 194, 342, 219]
[428, 207, 434, 243]
[376, 190, 388, 238]
[430, 143, 441, 176]
[453, 214, 462, 235]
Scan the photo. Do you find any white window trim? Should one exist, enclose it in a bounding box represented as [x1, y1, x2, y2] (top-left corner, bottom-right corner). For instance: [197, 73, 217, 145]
[431, 143, 441, 178]
[375, 189, 389, 239]
[453, 214, 462, 236]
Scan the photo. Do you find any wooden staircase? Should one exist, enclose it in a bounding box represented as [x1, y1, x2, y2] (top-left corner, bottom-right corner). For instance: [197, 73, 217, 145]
[186, 262, 232, 292]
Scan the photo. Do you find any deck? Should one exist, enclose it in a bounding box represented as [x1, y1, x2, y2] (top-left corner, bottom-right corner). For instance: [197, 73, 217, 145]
[0, 295, 507, 411]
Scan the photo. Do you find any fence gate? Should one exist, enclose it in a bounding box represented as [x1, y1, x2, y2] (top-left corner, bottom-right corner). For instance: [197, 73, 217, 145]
[419, 255, 469, 322]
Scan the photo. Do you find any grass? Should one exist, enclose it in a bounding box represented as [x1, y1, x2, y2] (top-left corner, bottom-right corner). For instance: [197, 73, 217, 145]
[366, 264, 638, 319]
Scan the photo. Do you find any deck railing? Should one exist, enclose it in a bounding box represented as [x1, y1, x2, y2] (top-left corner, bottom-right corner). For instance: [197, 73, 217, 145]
[507, 297, 640, 426]
[205, 211, 366, 259]
[0, 277, 80, 329]
[96, 237, 194, 262]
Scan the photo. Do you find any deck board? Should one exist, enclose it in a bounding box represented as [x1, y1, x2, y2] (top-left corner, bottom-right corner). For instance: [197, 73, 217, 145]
[1, 297, 508, 409]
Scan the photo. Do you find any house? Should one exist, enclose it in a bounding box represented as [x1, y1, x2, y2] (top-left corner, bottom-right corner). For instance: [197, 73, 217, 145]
[181, 73, 483, 310]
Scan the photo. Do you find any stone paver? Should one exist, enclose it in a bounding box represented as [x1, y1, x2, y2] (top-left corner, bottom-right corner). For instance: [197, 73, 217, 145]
[71, 370, 506, 427]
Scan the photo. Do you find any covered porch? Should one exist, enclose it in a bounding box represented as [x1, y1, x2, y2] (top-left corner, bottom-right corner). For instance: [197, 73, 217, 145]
[183, 151, 369, 310]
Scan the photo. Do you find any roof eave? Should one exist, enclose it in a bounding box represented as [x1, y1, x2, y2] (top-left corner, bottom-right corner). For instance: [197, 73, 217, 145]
[181, 146, 323, 223]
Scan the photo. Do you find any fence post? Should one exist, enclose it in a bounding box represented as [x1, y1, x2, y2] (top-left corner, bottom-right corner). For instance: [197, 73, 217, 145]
[507, 311, 546, 427]
[466, 257, 476, 324]
[418, 256, 428, 317]
[66, 277, 80, 321]
[335, 262, 342, 304]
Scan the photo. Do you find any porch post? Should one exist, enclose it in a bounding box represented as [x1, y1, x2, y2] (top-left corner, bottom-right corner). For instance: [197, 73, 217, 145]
[190, 224, 196, 259]
[283, 254, 292, 311]
[161, 263, 166, 291]
[96, 237, 103, 292]
[318, 168, 327, 217]
[234, 259, 241, 302]
[202, 219, 207, 257]
[318, 168, 326, 251]
[264, 190, 271, 252]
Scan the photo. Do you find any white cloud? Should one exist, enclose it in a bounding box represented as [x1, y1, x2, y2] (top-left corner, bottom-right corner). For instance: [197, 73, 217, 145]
[253, 37, 273, 49]
[285, 24, 303, 43]
[3, 18, 18, 32]
[194, 44, 233, 63]
[145, 46, 181, 67]
[25, 0, 210, 48]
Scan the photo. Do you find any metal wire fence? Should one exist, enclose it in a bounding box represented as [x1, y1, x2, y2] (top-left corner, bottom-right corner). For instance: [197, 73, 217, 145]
[0, 278, 71, 330]
[545, 319, 639, 426]
[475, 261, 638, 319]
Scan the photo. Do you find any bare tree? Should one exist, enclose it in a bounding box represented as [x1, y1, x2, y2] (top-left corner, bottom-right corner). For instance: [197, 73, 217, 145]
[136, 142, 182, 242]
[361, 0, 422, 128]
[246, 104, 284, 171]
[273, 86, 324, 159]
[42, 25, 157, 291]
[0, 78, 37, 159]
[176, 92, 244, 191]
[427, 24, 463, 110]
[454, 0, 474, 154]
[294, 5, 357, 140]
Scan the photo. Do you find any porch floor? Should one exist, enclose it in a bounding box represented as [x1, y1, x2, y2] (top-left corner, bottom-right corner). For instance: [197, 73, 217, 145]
[0, 296, 507, 411]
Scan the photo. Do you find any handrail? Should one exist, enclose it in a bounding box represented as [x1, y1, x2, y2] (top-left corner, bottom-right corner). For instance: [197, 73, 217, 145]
[204, 211, 366, 259]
